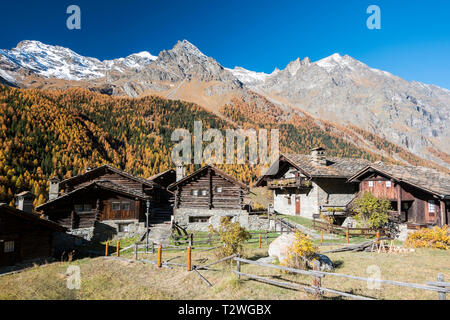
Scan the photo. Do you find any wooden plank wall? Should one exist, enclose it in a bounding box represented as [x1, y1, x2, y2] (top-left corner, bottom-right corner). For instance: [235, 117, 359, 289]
[176, 170, 244, 210]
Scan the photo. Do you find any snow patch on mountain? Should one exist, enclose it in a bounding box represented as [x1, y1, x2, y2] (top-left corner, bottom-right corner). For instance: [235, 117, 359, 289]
[226, 67, 268, 86]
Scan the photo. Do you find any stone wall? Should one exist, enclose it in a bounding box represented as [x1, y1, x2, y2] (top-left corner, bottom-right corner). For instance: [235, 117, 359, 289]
[174, 207, 249, 231]
[273, 185, 317, 219]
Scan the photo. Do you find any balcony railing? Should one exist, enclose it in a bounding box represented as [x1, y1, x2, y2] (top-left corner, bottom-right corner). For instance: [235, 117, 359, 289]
[267, 178, 312, 189]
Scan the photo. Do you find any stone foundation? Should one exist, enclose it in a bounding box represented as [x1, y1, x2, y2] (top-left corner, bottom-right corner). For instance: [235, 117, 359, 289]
[174, 208, 270, 231]
[66, 220, 147, 242]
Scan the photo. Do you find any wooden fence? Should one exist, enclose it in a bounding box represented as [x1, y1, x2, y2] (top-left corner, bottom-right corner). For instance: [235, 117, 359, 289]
[233, 256, 449, 300]
[312, 218, 389, 237]
[171, 230, 280, 247]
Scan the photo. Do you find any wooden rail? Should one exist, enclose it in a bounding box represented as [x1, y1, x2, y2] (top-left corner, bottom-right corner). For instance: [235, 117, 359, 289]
[233, 257, 449, 300]
[312, 219, 389, 237]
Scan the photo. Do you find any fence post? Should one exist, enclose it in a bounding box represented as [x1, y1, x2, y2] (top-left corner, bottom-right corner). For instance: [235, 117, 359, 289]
[312, 263, 322, 298]
[438, 273, 446, 300]
[236, 253, 241, 279]
[134, 242, 138, 260]
[320, 231, 323, 244]
[208, 233, 212, 245]
[151, 241, 154, 254]
[346, 228, 349, 244]
[376, 231, 380, 243]
[187, 246, 192, 271]
[116, 241, 120, 257]
[105, 241, 109, 256]
[258, 234, 261, 248]
[157, 245, 162, 268]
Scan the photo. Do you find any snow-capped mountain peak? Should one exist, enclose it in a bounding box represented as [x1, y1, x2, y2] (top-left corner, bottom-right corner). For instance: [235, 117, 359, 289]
[315, 53, 357, 72]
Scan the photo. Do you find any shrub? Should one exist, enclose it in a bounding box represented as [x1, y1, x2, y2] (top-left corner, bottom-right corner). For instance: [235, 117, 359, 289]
[282, 231, 318, 270]
[405, 225, 449, 250]
[208, 217, 251, 259]
[353, 192, 391, 228]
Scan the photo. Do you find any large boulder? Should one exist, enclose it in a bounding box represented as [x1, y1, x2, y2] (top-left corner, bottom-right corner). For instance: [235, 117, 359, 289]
[309, 254, 334, 272]
[341, 217, 357, 228]
[268, 233, 296, 263]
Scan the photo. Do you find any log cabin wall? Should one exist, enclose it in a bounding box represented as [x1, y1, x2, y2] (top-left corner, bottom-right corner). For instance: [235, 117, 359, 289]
[0, 210, 55, 266]
[175, 170, 244, 210]
[44, 189, 144, 230]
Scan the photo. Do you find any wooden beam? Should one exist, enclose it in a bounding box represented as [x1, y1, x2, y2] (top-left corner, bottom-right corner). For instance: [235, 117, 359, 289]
[396, 182, 401, 217]
[208, 167, 213, 209]
[440, 200, 446, 227]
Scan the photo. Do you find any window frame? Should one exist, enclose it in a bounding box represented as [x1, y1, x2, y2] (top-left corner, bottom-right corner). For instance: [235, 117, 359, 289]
[386, 181, 392, 188]
[189, 216, 210, 223]
[112, 202, 121, 211]
[368, 181, 374, 187]
[4, 241, 14, 253]
[121, 202, 131, 211]
[428, 201, 435, 213]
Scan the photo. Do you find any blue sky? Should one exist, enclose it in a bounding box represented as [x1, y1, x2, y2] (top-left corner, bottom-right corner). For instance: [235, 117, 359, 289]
[1, 0, 449, 88]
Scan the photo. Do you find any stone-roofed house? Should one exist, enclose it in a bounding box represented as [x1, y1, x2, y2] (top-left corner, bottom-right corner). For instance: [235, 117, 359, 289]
[349, 162, 450, 228]
[36, 165, 172, 241]
[256, 147, 370, 221]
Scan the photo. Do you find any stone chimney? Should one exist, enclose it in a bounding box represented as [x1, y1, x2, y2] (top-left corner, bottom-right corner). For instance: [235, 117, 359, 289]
[311, 147, 327, 166]
[176, 164, 185, 182]
[49, 177, 60, 201]
[15, 191, 35, 214]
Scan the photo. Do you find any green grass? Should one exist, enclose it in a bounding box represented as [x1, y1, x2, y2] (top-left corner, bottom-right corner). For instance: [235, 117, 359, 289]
[1, 243, 448, 300]
[279, 215, 315, 228]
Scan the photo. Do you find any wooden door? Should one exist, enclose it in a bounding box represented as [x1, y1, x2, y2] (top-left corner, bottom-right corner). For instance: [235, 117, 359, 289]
[295, 196, 301, 215]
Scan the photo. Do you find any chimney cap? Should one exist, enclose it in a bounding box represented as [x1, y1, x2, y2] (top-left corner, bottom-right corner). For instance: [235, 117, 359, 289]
[311, 146, 326, 151]
[49, 176, 60, 182]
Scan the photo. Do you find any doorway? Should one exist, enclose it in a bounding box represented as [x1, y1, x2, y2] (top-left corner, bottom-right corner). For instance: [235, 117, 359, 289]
[295, 196, 301, 215]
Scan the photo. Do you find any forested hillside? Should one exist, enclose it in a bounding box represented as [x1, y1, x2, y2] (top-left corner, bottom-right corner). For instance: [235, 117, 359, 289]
[0, 85, 444, 207]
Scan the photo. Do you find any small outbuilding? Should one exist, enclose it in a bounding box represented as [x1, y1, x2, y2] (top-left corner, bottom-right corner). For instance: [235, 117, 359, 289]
[0, 202, 65, 267]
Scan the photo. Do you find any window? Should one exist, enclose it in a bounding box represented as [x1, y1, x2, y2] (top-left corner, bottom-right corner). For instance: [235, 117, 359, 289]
[200, 189, 208, 196]
[112, 202, 121, 211]
[74, 204, 92, 213]
[368, 181, 374, 187]
[4, 241, 14, 253]
[191, 189, 198, 196]
[215, 186, 223, 193]
[121, 202, 130, 210]
[428, 201, 435, 213]
[386, 181, 392, 188]
[118, 224, 130, 232]
[189, 216, 210, 223]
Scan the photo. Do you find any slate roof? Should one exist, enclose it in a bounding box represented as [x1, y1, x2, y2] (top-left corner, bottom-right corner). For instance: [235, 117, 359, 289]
[36, 180, 149, 210]
[284, 154, 370, 178]
[350, 162, 450, 197]
[59, 164, 159, 190]
[0, 203, 66, 232]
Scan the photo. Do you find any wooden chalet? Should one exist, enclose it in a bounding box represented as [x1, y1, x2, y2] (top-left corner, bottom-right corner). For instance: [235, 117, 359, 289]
[348, 162, 450, 228]
[36, 165, 172, 240]
[256, 148, 370, 220]
[0, 203, 65, 267]
[167, 165, 249, 230]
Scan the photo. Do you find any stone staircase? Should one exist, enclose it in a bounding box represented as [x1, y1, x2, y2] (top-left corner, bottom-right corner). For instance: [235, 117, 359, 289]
[141, 205, 173, 246]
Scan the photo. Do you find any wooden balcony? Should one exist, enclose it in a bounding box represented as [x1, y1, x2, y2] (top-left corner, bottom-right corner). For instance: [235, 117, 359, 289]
[267, 178, 312, 189]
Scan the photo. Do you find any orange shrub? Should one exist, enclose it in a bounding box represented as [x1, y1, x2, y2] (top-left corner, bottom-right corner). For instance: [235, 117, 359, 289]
[405, 225, 449, 250]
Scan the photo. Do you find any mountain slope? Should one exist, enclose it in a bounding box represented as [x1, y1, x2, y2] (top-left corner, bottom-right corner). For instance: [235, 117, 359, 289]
[0, 40, 449, 169]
